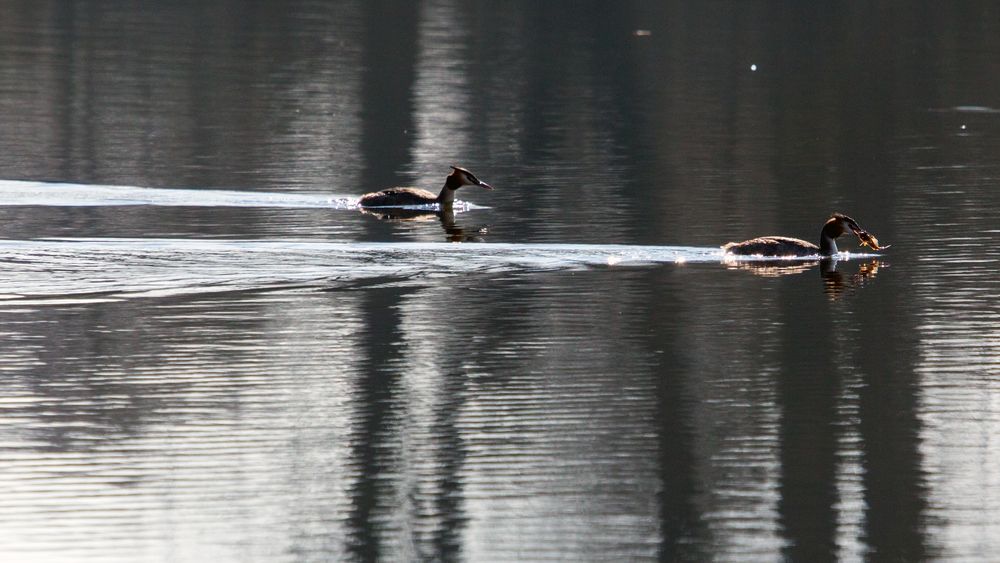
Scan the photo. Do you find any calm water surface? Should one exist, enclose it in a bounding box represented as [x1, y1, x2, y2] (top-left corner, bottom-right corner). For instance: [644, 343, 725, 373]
[1, 2, 999, 561]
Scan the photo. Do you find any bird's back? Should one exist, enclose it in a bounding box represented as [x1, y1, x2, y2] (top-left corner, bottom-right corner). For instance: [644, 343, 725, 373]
[358, 187, 438, 207]
[722, 236, 819, 257]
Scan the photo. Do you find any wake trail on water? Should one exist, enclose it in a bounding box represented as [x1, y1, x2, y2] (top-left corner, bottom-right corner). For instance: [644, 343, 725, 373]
[0, 238, 883, 305]
[0, 179, 487, 211]
[0, 239, 728, 304]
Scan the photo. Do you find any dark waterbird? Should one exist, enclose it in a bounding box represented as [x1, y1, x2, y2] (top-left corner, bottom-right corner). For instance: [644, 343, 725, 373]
[722, 213, 890, 257]
[358, 166, 493, 207]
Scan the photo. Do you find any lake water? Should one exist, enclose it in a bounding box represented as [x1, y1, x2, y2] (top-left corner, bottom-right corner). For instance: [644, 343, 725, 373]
[1, 2, 998, 561]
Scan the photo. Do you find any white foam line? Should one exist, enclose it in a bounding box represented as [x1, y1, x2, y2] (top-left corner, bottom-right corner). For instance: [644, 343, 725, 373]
[0, 238, 884, 267]
[0, 179, 492, 211]
[0, 179, 345, 208]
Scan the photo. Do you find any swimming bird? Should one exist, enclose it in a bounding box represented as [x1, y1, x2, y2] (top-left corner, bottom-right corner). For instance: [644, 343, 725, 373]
[722, 213, 889, 257]
[358, 166, 493, 207]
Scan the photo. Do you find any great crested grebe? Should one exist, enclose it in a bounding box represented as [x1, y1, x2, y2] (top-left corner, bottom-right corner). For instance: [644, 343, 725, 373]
[722, 213, 889, 257]
[358, 166, 493, 207]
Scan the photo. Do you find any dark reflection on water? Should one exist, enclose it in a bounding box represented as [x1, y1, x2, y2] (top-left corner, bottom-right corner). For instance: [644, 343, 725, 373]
[359, 208, 491, 242]
[1, 0, 1000, 561]
[726, 258, 886, 300]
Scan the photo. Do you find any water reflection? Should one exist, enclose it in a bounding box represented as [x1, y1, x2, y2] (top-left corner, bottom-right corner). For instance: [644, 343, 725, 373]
[359, 207, 490, 242]
[725, 258, 885, 299]
[0, 260, 937, 561]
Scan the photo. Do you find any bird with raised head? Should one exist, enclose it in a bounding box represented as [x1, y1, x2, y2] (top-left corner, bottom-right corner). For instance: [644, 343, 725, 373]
[358, 166, 493, 207]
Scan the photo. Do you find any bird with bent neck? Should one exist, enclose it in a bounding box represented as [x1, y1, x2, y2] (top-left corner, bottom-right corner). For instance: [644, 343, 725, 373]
[722, 213, 889, 257]
[358, 166, 493, 208]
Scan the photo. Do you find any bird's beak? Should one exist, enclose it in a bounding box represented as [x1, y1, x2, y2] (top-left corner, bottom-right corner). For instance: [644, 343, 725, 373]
[478, 181, 494, 190]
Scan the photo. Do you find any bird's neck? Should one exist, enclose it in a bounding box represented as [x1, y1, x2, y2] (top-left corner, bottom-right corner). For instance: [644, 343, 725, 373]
[819, 235, 838, 255]
[819, 222, 841, 255]
[436, 185, 457, 205]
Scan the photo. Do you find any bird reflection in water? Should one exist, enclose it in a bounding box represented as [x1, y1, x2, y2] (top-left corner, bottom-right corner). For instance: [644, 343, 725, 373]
[724, 258, 885, 299]
[358, 207, 490, 242]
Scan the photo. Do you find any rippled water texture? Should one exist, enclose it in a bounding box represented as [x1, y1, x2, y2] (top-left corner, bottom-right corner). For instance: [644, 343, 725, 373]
[1, 2, 999, 561]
